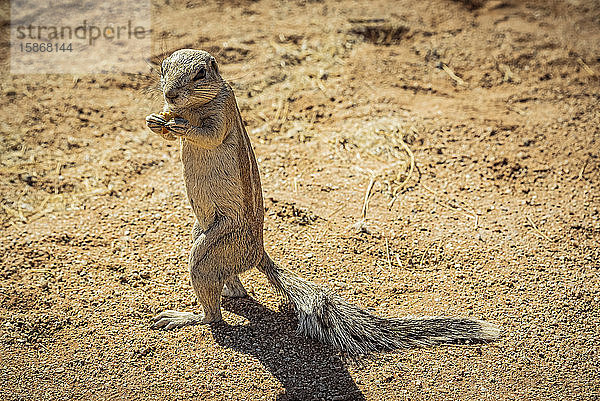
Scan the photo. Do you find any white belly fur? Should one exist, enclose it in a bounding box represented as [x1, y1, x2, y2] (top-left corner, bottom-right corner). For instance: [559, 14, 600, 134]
[180, 136, 243, 232]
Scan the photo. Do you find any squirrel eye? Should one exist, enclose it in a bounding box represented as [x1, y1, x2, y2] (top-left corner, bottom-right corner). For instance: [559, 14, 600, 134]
[194, 67, 206, 81]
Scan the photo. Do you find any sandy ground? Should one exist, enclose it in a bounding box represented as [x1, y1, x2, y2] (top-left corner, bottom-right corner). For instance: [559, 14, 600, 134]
[1, 0, 599, 400]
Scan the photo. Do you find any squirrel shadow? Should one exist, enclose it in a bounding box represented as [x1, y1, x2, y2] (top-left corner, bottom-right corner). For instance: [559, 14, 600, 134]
[210, 296, 366, 401]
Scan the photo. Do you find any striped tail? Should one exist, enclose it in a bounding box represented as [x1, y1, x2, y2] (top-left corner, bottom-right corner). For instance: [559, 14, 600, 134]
[258, 253, 500, 357]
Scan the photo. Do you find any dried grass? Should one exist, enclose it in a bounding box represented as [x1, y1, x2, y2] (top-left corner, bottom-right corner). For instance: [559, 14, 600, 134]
[333, 117, 419, 221]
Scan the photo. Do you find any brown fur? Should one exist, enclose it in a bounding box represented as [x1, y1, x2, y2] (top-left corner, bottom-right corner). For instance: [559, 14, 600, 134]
[147, 50, 263, 325]
[146, 49, 500, 355]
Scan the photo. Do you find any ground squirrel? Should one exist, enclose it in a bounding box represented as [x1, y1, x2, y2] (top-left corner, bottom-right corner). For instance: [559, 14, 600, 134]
[145, 49, 500, 356]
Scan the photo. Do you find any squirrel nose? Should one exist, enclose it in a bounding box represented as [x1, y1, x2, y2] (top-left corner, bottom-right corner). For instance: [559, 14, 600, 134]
[165, 90, 178, 101]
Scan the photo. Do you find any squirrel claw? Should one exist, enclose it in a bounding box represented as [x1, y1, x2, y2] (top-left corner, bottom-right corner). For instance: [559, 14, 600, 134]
[152, 310, 202, 329]
[145, 113, 167, 133]
[164, 117, 190, 136]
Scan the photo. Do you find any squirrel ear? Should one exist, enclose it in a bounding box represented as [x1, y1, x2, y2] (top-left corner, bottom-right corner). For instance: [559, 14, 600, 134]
[210, 58, 219, 74]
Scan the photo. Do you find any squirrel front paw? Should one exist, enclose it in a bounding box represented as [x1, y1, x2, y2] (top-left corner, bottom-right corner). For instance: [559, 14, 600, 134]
[164, 117, 191, 137]
[146, 113, 177, 140]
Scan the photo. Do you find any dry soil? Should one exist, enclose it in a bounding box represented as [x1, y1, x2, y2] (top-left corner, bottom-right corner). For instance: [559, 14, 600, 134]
[1, 0, 599, 400]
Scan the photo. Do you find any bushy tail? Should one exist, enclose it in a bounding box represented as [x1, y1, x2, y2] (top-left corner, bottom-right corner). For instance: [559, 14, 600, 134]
[258, 253, 500, 357]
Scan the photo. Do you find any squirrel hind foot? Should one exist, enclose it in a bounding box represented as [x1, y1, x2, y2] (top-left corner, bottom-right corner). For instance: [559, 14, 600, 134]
[152, 310, 213, 329]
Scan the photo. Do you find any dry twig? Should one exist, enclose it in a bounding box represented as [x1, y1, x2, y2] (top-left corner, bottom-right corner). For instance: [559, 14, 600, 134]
[419, 241, 438, 269]
[361, 174, 376, 220]
[441, 63, 466, 86]
[393, 138, 415, 194]
[526, 215, 554, 242]
[316, 204, 346, 241]
[577, 58, 597, 77]
[385, 237, 392, 270]
[421, 183, 478, 225]
[578, 157, 590, 180]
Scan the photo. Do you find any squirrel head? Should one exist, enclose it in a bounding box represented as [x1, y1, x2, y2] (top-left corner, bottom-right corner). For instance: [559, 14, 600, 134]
[160, 49, 223, 110]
